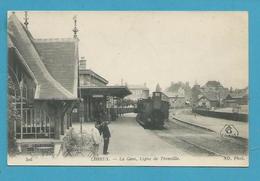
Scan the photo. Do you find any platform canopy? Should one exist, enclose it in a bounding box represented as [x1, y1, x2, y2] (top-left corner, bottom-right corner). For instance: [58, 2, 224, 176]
[79, 86, 131, 98]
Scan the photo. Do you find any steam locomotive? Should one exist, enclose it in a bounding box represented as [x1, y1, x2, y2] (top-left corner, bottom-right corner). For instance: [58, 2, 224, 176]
[135, 92, 169, 129]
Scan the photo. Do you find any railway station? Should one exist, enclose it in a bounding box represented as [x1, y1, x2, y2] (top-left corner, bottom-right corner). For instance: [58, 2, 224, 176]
[8, 12, 248, 161]
[74, 57, 132, 123]
[7, 13, 132, 154]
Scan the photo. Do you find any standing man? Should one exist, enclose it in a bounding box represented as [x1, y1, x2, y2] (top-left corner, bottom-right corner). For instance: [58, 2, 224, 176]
[102, 118, 111, 155]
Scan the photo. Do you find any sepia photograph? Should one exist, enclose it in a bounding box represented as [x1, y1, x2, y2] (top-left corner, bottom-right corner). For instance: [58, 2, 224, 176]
[7, 11, 248, 166]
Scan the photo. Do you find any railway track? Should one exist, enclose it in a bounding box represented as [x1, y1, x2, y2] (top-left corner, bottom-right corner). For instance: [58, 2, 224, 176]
[175, 137, 224, 157]
[150, 119, 247, 157]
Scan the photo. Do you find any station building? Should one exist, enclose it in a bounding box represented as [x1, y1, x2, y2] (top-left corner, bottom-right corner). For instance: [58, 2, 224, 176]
[8, 13, 78, 151]
[75, 58, 131, 122]
[8, 13, 131, 154]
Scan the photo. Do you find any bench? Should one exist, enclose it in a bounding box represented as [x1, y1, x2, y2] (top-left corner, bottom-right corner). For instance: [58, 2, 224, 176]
[16, 139, 63, 156]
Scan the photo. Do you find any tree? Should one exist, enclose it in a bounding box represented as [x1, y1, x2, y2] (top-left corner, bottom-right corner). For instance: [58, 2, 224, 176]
[8, 76, 19, 155]
[165, 81, 192, 99]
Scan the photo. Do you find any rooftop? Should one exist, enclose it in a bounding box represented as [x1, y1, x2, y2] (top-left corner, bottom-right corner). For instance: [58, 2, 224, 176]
[79, 69, 108, 85]
[8, 14, 78, 100]
[226, 91, 248, 99]
[80, 85, 131, 98]
[203, 80, 223, 88]
[34, 38, 78, 96]
[199, 90, 228, 101]
[127, 84, 149, 90]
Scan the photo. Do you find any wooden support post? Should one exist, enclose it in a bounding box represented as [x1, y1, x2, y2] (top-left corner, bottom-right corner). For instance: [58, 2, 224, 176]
[87, 97, 90, 122]
[40, 110, 42, 135]
[89, 97, 92, 121]
[25, 109, 27, 133]
[14, 114, 16, 140]
[67, 113, 69, 129]
[61, 115, 64, 136]
[30, 109, 33, 133]
[34, 109, 37, 139]
[44, 111, 46, 133]
[48, 117, 51, 138]
[54, 107, 61, 140]
[20, 111, 23, 139]
[20, 104, 23, 139]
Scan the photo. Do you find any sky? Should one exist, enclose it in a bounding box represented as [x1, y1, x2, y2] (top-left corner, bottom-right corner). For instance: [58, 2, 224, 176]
[11, 11, 248, 91]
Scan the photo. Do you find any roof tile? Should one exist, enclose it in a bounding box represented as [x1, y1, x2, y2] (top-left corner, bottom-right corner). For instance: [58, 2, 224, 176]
[8, 14, 78, 100]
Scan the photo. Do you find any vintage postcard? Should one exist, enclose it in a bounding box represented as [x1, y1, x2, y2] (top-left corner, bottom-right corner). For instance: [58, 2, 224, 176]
[7, 11, 248, 166]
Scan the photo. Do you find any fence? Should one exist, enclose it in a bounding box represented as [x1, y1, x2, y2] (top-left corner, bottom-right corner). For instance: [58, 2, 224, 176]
[15, 107, 54, 139]
[192, 109, 248, 122]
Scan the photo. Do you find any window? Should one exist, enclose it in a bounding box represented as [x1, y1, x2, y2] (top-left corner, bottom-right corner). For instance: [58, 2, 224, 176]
[24, 85, 28, 102]
[155, 92, 161, 97]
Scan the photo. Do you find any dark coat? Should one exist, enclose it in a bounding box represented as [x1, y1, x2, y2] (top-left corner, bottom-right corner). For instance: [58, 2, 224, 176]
[102, 124, 111, 138]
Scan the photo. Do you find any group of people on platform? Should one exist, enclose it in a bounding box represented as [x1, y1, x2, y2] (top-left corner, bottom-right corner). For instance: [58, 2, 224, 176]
[89, 102, 129, 156]
[88, 100, 134, 156]
[91, 107, 111, 156]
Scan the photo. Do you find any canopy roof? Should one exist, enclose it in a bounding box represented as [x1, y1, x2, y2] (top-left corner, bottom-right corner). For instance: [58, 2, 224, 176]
[80, 86, 131, 98]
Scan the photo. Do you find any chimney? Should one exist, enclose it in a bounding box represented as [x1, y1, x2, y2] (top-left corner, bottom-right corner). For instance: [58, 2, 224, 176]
[79, 57, 86, 70]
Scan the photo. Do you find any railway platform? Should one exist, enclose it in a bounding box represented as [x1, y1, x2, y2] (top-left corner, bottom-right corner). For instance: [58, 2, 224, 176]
[9, 112, 248, 165]
[171, 114, 248, 140]
[73, 113, 186, 157]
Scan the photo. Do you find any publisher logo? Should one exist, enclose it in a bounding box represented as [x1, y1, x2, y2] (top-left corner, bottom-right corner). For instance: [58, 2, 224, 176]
[220, 124, 239, 137]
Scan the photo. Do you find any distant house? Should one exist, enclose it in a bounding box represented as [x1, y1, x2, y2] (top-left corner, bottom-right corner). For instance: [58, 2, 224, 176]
[197, 92, 220, 109]
[125, 84, 149, 101]
[164, 88, 186, 108]
[224, 90, 248, 107]
[192, 81, 229, 108]
[201, 81, 223, 91]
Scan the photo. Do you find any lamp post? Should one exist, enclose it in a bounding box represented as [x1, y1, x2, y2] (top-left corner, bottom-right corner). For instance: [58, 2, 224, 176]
[78, 68, 83, 136]
[19, 78, 23, 139]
